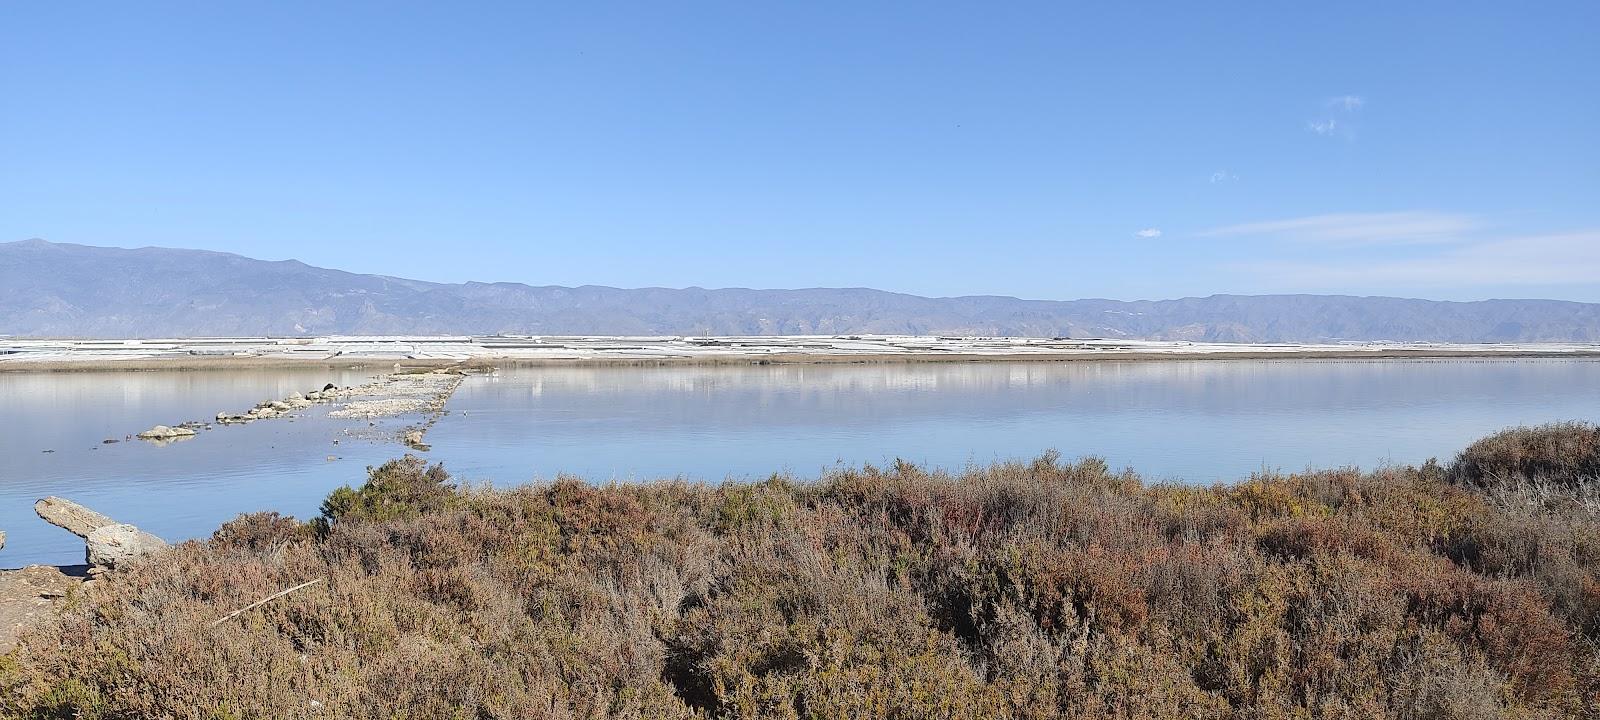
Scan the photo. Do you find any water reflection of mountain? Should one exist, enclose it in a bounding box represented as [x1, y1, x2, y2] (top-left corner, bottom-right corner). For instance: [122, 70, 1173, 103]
[456, 359, 1594, 430]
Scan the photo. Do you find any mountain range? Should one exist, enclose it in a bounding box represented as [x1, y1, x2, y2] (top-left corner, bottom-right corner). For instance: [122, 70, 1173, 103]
[5, 238, 1600, 342]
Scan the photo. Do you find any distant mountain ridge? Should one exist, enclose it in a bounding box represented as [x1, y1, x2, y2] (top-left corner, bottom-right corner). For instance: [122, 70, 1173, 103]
[5, 238, 1600, 342]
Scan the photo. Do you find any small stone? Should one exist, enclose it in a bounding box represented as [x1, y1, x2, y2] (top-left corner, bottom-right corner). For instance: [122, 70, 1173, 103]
[402, 430, 430, 451]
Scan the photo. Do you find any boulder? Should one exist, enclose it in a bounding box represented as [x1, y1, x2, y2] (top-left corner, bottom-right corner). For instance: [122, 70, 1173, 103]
[35, 497, 168, 570]
[35, 497, 116, 537]
[85, 524, 168, 569]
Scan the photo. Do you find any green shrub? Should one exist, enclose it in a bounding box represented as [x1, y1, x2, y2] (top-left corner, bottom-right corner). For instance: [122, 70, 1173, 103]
[312, 455, 457, 535]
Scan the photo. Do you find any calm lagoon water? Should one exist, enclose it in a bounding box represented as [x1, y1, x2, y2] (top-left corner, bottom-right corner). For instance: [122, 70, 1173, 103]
[4, 358, 1600, 566]
[2, 368, 394, 566]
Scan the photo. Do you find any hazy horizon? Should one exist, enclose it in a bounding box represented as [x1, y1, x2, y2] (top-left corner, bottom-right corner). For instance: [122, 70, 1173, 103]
[8, 236, 1600, 306]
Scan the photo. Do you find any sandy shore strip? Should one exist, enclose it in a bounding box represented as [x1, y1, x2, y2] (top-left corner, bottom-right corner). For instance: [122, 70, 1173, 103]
[4, 334, 1600, 372]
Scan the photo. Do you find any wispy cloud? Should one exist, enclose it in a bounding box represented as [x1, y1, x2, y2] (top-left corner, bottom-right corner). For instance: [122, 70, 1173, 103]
[1206, 208, 1599, 295]
[1209, 170, 1239, 183]
[1235, 231, 1600, 289]
[1328, 95, 1364, 111]
[1308, 94, 1364, 137]
[1134, 228, 1163, 239]
[1202, 212, 1479, 245]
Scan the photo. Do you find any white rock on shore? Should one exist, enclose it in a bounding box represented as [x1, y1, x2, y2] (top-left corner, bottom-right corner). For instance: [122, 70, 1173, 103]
[35, 496, 116, 536]
[34, 497, 168, 570]
[85, 524, 168, 570]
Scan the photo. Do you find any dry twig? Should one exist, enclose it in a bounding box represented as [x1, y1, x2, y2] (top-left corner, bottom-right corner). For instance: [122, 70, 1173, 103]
[211, 578, 324, 626]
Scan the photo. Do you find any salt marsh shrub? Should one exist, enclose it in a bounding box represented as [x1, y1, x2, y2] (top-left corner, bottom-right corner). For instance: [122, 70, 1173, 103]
[5, 427, 1600, 718]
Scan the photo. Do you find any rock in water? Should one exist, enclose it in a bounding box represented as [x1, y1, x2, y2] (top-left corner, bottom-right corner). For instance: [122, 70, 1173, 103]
[0, 530, 6, 551]
[85, 524, 168, 569]
[35, 497, 116, 537]
[136, 425, 172, 439]
[136, 425, 197, 441]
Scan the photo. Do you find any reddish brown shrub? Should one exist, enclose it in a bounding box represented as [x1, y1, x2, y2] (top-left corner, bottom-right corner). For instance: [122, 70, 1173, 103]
[5, 430, 1600, 718]
[1451, 422, 1600, 488]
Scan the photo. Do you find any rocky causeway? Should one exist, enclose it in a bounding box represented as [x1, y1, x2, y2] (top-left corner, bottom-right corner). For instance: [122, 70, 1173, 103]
[120, 367, 469, 450]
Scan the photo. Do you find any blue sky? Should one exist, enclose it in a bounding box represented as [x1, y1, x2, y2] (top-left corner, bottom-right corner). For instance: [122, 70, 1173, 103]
[3, 2, 1596, 301]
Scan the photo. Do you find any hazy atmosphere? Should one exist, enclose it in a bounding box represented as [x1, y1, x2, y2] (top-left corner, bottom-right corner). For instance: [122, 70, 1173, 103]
[3, 2, 1597, 301]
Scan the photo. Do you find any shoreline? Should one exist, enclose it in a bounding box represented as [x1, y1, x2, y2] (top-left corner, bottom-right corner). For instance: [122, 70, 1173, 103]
[5, 334, 1600, 372]
[7, 349, 1600, 373]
